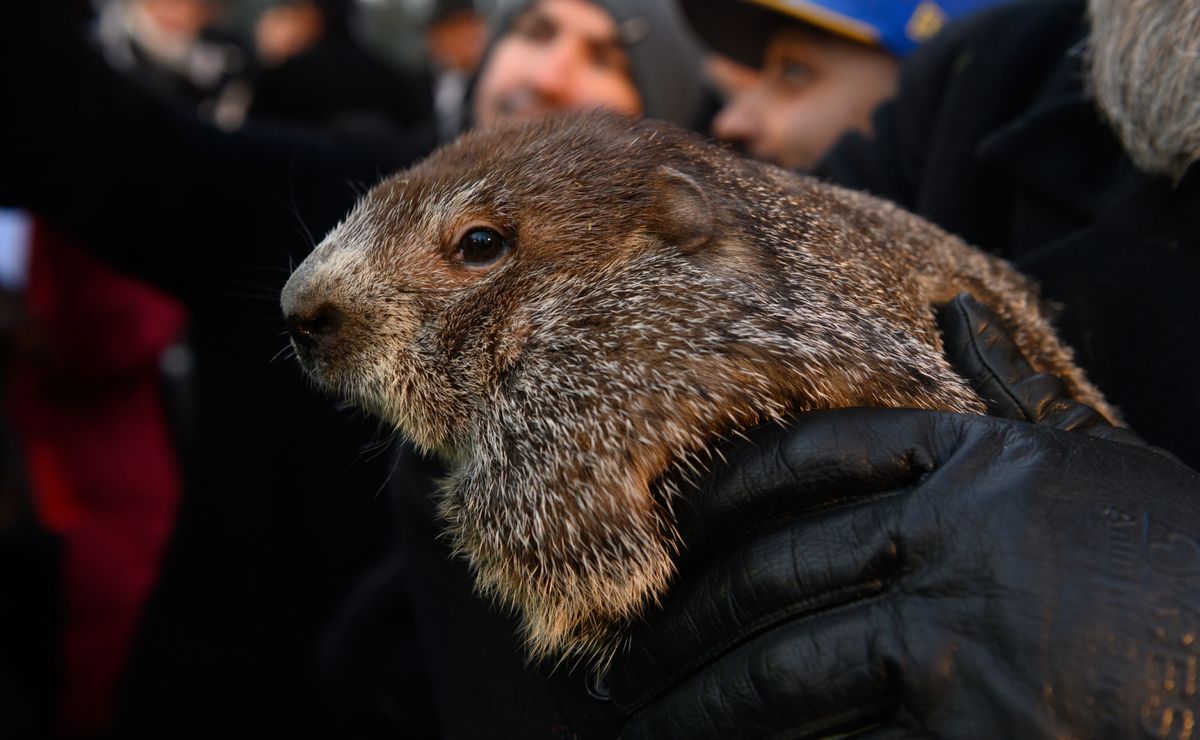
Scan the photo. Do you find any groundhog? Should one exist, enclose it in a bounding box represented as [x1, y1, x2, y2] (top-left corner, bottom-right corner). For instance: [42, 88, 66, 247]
[280, 111, 1117, 668]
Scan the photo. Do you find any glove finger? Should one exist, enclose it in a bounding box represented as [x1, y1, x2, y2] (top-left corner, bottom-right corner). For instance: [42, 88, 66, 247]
[674, 408, 957, 558]
[617, 602, 897, 740]
[936, 293, 1042, 422]
[616, 500, 905, 709]
[936, 294, 1132, 441]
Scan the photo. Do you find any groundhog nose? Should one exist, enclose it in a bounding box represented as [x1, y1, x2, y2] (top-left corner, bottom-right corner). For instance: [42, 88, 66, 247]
[286, 302, 344, 351]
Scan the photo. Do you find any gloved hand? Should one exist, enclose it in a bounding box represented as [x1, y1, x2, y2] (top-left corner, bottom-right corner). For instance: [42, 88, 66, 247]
[611, 295, 1200, 739]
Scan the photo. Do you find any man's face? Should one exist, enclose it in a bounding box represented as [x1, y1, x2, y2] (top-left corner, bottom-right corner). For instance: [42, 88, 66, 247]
[255, 2, 325, 67]
[711, 27, 898, 171]
[139, 0, 216, 40]
[473, 0, 642, 128]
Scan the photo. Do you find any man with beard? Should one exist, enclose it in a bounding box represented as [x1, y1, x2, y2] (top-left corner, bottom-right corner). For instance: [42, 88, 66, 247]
[612, 0, 1200, 737]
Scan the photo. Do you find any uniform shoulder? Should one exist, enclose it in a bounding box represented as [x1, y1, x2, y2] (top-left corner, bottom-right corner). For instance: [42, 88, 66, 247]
[907, 0, 1086, 90]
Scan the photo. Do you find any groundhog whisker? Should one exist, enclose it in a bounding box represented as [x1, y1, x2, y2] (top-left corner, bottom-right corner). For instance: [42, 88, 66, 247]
[268, 343, 296, 364]
[372, 450, 408, 500]
[357, 428, 401, 463]
[275, 185, 318, 249]
[229, 289, 293, 303]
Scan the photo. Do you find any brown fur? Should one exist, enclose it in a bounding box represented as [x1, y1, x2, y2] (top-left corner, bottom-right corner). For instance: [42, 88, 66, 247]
[281, 112, 1117, 667]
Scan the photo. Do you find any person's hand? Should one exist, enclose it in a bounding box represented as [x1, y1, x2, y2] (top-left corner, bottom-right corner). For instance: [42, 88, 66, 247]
[611, 295, 1200, 739]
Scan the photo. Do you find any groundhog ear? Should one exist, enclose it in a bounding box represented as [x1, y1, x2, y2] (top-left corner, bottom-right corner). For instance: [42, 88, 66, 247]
[651, 166, 715, 253]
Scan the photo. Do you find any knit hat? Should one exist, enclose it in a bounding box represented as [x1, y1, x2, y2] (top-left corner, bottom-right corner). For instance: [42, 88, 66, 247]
[481, 0, 708, 129]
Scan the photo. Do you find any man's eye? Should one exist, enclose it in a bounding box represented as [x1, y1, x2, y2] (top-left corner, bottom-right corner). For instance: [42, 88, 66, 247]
[513, 13, 555, 43]
[590, 45, 630, 73]
[455, 227, 512, 268]
[771, 59, 814, 88]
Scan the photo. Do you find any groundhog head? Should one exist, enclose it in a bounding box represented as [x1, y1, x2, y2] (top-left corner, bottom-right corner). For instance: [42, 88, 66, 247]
[281, 113, 735, 454]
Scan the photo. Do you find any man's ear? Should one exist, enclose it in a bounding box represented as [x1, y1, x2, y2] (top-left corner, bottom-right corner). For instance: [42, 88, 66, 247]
[651, 166, 715, 253]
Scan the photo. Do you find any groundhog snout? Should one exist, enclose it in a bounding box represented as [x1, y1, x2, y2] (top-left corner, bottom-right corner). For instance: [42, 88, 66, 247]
[281, 263, 347, 363]
[284, 301, 344, 353]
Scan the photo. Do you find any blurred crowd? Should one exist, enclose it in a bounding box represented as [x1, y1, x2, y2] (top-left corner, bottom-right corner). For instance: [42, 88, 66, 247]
[1, 0, 1198, 739]
[1, 3, 469, 737]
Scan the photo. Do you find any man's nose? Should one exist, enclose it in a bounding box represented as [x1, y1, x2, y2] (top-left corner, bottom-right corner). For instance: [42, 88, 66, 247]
[528, 40, 578, 101]
[711, 90, 765, 146]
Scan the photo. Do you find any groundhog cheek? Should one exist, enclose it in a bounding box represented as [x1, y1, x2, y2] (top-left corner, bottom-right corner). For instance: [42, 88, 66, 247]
[494, 318, 531, 371]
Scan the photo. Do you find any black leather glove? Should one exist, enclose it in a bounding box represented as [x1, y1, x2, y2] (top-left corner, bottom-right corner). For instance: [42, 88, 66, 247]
[612, 295, 1200, 739]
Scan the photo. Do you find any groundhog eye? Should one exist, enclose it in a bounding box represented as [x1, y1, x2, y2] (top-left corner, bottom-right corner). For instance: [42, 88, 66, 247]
[456, 227, 512, 268]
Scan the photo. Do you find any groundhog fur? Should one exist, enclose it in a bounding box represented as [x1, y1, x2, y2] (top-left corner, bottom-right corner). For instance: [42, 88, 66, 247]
[281, 111, 1117, 668]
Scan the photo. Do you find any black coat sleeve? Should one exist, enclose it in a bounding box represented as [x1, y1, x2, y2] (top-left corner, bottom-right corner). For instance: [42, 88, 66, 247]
[816, 0, 1089, 246]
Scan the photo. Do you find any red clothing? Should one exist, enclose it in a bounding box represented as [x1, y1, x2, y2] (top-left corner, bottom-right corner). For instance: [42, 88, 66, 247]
[8, 220, 186, 736]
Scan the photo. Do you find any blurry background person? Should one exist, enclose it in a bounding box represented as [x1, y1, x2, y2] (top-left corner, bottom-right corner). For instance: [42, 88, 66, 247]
[424, 0, 488, 141]
[93, 0, 249, 118]
[248, 0, 436, 133]
[815, 0, 1200, 466]
[471, 0, 709, 131]
[681, 0, 1012, 170]
[18, 3, 199, 735]
[3, 216, 188, 740]
[3, 1, 428, 738]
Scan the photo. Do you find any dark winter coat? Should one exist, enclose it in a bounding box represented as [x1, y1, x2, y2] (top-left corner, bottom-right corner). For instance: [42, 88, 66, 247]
[249, 32, 434, 131]
[820, 0, 1200, 468]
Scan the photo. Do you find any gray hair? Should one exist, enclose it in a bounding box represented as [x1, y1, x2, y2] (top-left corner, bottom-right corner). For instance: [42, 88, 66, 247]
[1087, 0, 1200, 180]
